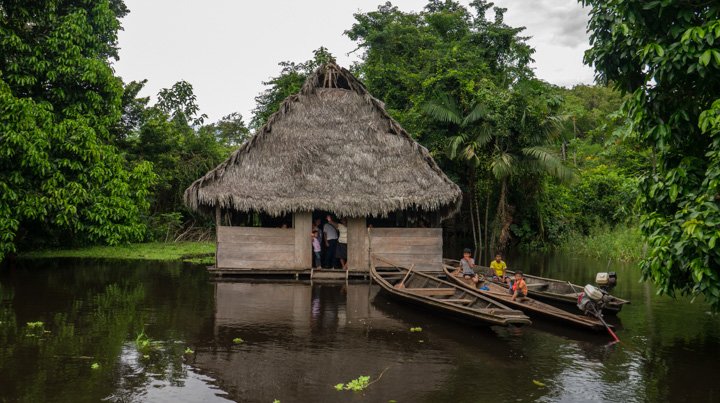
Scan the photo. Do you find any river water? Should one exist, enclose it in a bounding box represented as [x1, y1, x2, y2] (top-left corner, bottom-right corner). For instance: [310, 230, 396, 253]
[0, 254, 718, 402]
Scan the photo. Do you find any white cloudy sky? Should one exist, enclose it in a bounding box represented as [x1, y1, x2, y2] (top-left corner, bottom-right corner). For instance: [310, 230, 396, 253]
[112, 0, 595, 124]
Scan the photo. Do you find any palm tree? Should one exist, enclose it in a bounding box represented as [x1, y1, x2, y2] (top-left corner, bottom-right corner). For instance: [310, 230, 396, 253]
[487, 103, 576, 248]
[423, 95, 492, 259]
[425, 88, 576, 254]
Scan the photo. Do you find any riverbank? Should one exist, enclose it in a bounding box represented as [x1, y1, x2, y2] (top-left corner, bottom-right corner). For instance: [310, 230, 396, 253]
[19, 241, 216, 263]
[556, 225, 643, 262]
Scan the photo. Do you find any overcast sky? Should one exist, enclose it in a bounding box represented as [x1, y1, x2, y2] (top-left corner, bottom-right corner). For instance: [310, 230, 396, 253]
[112, 0, 595, 125]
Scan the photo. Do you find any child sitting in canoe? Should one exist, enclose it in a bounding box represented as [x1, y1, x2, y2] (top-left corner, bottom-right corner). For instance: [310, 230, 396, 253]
[454, 248, 479, 284]
[490, 252, 509, 284]
[510, 271, 528, 301]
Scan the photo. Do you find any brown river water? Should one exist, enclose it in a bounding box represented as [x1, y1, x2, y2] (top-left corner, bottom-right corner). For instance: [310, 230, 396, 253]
[0, 254, 718, 402]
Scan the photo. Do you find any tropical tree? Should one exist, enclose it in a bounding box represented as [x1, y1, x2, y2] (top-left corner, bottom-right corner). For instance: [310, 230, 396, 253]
[423, 95, 492, 257]
[580, 0, 720, 309]
[250, 47, 335, 130]
[0, 0, 156, 259]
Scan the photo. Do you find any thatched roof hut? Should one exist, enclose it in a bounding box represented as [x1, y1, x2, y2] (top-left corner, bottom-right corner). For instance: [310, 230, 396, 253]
[184, 62, 461, 220]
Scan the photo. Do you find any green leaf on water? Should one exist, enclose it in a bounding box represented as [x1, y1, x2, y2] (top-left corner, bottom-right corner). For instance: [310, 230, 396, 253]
[185, 347, 194, 354]
[91, 363, 99, 370]
[233, 338, 244, 344]
[533, 380, 546, 386]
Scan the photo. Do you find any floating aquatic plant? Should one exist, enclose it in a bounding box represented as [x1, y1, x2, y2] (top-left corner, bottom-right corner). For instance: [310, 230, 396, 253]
[335, 376, 370, 392]
[185, 347, 194, 354]
[91, 363, 99, 370]
[233, 338, 244, 344]
[335, 367, 390, 393]
[410, 327, 422, 332]
[134, 329, 163, 354]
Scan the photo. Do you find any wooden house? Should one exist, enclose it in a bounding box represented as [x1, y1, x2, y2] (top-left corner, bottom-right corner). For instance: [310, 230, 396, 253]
[184, 62, 461, 275]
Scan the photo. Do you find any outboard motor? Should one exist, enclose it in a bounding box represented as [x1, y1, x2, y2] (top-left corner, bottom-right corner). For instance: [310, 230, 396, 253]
[595, 271, 618, 291]
[577, 284, 608, 316]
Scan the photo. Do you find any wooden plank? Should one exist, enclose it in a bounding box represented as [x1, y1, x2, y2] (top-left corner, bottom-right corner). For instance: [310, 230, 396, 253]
[441, 299, 474, 304]
[218, 235, 295, 245]
[218, 226, 294, 237]
[216, 258, 296, 269]
[217, 242, 295, 253]
[217, 249, 294, 261]
[368, 228, 442, 238]
[370, 243, 442, 254]
[372, 253, 441, 264]
[218, 229, 294, 244]
[347, 217, 367, 271]
[404, 288, 456, 296]
[368, 236, 442, 247]
[293, 212, 313, 268]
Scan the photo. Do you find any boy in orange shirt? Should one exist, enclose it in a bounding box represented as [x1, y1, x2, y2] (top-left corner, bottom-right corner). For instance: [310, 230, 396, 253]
[510, 271, 528, 301]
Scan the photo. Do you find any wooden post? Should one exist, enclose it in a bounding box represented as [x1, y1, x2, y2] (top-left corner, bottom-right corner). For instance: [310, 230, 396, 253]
[215, 205, 221, 268]
[347, 217, 367, 272]
[293, 212, 312, 269]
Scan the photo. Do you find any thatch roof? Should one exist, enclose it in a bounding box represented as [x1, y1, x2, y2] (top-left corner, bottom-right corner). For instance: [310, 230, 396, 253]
[184, 62, 461, 219]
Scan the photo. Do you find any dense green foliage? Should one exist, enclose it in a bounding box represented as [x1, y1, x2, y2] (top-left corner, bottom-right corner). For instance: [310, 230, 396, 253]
[114, 79, 242, 241]
[345, 0, 580, 258]
[250, 47, 334, 130]
[581, 0, 720, 309]
[0, 1, 157, 259]
[0, 0, 675, 276]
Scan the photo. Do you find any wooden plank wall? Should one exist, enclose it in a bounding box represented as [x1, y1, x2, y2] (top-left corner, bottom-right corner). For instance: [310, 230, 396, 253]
[293, 212, 312, 268]
[347, 217, 367, 271]
[216, 226, 295, 269]
[367, 228, 443, 272]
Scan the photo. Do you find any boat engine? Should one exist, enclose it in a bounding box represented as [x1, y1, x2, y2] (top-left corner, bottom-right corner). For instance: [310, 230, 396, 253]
[595, 271, 617, 291]
[577, 284, 608, 316]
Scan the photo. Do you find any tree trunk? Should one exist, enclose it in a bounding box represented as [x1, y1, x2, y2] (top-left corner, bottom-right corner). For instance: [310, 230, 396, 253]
[494, 178, 513, 248]
[469, 192, 478, 260]
[485, 189, 490, 265]
[474, 183, 482, 264]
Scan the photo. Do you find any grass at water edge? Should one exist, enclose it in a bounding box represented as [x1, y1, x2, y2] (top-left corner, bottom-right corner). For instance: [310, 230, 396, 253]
[19, 241, 216, 262]
[555, 225, 643, 262]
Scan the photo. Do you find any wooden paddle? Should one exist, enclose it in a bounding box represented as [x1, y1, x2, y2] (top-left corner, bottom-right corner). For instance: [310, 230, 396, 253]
[395, 263, 414, 289]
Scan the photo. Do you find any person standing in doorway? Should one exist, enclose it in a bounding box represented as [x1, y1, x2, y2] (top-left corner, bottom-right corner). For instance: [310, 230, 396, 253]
[323, 215, 339, 269]
[312, 218, 323, 268]
[330, 217, 349, 270]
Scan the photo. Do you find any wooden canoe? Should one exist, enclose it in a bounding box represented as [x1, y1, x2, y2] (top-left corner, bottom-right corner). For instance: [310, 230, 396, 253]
[370, 255, 531, 327]
[441, 264, 613, 331]
[444, 259, 630, 314]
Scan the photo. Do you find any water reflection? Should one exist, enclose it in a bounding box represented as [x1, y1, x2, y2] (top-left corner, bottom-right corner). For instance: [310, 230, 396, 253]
[0, 255, 719, 402]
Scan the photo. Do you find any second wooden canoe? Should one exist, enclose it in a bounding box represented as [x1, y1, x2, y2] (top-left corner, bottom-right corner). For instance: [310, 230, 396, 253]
[371, 255, 531, 327]
[441, 264, 613, 331]
[444, 259, 630, 314]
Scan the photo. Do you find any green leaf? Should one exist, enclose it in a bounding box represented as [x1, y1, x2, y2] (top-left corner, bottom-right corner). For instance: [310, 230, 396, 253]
[700, 50, 712, 66]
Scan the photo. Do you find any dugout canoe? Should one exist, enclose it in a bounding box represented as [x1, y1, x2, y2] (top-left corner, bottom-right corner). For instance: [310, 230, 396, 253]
[444, 259, 630, 314]
[441, 264, 613, 331]
[370, 255, 531, 327]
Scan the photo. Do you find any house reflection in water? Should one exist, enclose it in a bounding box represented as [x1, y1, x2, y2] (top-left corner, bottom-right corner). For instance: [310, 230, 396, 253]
[193, 280, 502, 402]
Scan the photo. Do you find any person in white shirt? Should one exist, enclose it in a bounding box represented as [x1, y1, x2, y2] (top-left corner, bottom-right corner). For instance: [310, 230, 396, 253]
[323, 215, 339, 269]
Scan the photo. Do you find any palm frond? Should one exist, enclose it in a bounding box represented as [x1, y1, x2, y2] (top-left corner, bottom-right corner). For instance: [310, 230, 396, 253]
[490, 151, 518, 180]
[522, 146, 577, 183]
[462, 102, 488, 126]
[446, 135, 465, 159]
[422, 94, 462, 124]
[473, 122, 494, 147]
